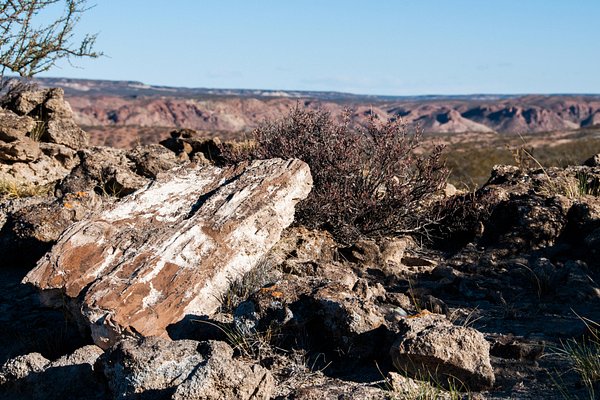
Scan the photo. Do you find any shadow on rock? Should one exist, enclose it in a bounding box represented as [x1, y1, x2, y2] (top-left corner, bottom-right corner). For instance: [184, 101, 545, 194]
[167, 314, 229, 342]
[0, 363, 108, 400]
[0, 267, 90, 365]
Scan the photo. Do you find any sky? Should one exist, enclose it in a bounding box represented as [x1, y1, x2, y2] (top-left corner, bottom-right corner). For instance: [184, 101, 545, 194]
[38, 0, 600, 96]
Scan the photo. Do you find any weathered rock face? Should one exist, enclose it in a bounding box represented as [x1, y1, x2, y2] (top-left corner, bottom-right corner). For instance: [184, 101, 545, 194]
[0, 110, 36, 141]
[0, 352, 49, 385]
[11, 191, 101, 242]
[24, 158, 312, 348]
[0, 98, 182, 267]
[56, 144, 181, 197]
[0, 137, 41, 162]
[58, 146, 153, 197]
[435, 163, 600, 254]
[3, 87, 88, 149]
[270, 226, 338, 275]
[42, 77, 600, 139]
[0, 142, 79, 186]
[389, 313, 495, 391]
[0, 190, 102, 265]
[0, 88, 87, 186]
[171, 340, 274, 400]
[128, 144, 183, 179]
[234, 263, 393, 361]
[100, 337, 274, 400]
[100, 337, 204, 398]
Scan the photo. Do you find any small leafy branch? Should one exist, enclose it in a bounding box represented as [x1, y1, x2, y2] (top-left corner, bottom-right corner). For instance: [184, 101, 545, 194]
[0, 0, 101, 78]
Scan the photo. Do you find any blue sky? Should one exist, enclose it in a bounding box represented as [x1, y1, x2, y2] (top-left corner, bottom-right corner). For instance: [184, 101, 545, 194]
[39, 0, 600, 95]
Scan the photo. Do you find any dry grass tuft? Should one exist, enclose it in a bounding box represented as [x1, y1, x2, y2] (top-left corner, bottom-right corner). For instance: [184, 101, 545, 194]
[0, 179, 51, 199]
[552, 315, 600, 399]
[218, 256, 278, 314]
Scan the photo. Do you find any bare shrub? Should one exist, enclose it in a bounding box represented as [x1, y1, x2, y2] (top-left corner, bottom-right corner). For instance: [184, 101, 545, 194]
[431, 189, 498, 251]
[222, 106, 448, 244]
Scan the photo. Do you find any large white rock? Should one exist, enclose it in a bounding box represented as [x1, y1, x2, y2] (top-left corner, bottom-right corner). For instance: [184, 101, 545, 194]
[24, 158, 312, 348]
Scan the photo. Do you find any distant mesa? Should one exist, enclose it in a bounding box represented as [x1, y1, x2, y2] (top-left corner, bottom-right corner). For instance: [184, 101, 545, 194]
[35, 77, 600, 148]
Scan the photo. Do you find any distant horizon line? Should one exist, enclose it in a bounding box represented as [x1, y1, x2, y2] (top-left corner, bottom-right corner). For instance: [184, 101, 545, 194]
[32, 76, 600, 99]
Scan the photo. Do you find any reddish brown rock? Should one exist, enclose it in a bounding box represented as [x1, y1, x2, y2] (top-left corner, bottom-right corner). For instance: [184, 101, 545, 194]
[37, 78, 600, 147]
[23, 158, 312, 348]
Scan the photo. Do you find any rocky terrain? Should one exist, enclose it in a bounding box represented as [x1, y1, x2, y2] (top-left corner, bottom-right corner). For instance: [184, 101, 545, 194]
[0, 87, 599, 399]
[38, 78, 600, 149]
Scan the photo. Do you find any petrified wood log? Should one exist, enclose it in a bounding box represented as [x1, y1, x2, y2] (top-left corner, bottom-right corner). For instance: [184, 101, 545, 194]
[24, 158, 312, 348]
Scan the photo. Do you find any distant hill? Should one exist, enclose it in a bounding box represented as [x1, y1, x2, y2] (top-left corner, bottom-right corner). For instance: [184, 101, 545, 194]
[38, 77, 525, 102]
[35, 77, 600, 148]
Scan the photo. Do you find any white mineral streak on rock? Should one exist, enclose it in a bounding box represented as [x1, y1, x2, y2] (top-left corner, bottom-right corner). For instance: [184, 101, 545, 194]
[142, 283, 161, 308]
[24, 158, 312, 348]
[102, 174, 216, 222]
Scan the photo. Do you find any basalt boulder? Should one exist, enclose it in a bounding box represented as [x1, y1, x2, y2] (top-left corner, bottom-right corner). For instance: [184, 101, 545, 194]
[389, 313, 495, 391]
[0, 345, 107, 400]
[100, 337, 274, 400]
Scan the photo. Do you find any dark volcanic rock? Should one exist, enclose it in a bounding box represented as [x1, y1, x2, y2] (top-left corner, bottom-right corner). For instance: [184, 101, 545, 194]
[100, 337, 274, 400]
[0, 346, 107, 400]
[128, 144, 181, 178]
[390, 313, 495, 390]
[57, 146, 148, 197]
[57, 144, 181, 197]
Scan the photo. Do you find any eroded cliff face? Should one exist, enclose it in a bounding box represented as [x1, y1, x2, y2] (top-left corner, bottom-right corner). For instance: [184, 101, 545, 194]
[40, 78, 600, 148]
[69, 94, 600, 132]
